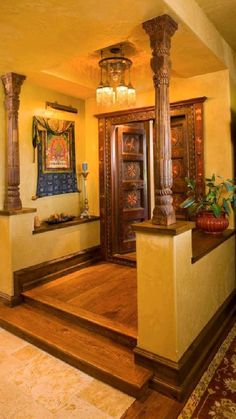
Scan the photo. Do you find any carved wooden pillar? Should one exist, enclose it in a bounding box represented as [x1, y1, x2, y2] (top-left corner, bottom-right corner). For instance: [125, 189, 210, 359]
[143, 15, 178, 225]
[1, 72, 26, 210]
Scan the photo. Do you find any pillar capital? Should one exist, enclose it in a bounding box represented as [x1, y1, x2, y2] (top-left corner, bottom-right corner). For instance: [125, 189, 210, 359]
[2, 72, 26, 96]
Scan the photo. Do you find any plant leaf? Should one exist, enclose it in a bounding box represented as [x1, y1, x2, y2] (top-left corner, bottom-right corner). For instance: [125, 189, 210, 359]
[206, 182, 215, 188]
[185, 177, 196, 190]
[224, 181, 234, 192]
[222, 198, 231, 216]
[211, 203, 221, 218]
[180, 197, 195, 209]
[205, 191, 216, 201]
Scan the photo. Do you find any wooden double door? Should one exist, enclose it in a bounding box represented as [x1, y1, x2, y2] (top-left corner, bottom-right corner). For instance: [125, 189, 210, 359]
[97, 98, 205, 262]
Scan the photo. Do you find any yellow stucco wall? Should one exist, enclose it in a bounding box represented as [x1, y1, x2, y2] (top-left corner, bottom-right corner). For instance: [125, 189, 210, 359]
[175, 232, 235, 358]
[136, 232, 178, 360]
[0, 217, 12, 295]
[164, 0, 236, 81]
[18, 81, 86, 217]
[136, 228, 235, 362]
[0, 80, 100, 296]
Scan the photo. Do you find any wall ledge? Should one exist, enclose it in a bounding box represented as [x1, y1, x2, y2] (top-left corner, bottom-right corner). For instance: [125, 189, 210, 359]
[192, 229, 235, 263]
[33, 215, 100, 235]
[132, 220, 195, 236]
[0, 207, 37, 216]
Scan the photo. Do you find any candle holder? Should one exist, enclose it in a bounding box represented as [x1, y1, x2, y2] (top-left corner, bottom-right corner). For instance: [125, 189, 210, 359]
[80, 170, 89, 218]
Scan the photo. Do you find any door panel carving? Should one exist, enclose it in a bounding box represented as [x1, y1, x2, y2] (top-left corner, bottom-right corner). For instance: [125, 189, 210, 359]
[115, 126, 148, 253]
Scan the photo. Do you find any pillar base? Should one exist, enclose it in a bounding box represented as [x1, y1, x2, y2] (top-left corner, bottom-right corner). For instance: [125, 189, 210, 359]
[152, 212, 176, 226]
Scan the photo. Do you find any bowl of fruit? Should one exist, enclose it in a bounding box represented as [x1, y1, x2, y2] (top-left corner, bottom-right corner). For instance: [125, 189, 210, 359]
[46, 213, 75, 224]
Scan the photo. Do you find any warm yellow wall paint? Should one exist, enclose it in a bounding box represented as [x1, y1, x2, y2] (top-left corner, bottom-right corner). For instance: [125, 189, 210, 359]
[136, 227, 235, 361]
[17, 81, 86, 218]
[136, 232, 178, 360]
[0, 213, 100, 295]
[175, 232, 235, 357]
[10, 214, 100, 272]
[164, 0, 236, 81]
[85, 97, 100, 216]
[0, 217, 13, 295]
[0, 80, 100, 296]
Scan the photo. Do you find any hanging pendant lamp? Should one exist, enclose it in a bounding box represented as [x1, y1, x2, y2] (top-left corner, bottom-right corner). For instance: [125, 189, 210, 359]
[96, 45, 136, 107]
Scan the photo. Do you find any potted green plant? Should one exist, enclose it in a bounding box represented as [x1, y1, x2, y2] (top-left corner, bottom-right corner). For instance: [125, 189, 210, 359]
[180, 174, 236, 234]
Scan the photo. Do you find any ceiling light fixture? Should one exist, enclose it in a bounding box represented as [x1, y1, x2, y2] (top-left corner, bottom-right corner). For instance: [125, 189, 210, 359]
[96, 45, 136, 108]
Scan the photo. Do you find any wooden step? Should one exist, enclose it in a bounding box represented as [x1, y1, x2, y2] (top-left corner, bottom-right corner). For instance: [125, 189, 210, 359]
[22, 291, 137, 348]
[0, 303, 152, 398]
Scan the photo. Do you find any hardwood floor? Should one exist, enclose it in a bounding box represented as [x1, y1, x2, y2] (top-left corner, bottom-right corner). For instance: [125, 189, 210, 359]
[23, 262, 137, 332]
[122, 389, 184, 419]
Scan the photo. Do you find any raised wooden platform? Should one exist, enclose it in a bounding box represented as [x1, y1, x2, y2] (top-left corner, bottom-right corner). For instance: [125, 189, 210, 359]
[22, 262, 137, 347]
[0, 263, 152, 398]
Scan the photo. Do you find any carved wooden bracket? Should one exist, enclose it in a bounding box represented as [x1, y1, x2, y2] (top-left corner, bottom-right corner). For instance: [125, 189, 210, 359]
[143, 15, 178, 225]
[1, 72, 26, 210]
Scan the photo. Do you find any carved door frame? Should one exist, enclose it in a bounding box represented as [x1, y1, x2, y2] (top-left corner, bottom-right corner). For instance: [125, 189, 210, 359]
[96, 96, 206, 263]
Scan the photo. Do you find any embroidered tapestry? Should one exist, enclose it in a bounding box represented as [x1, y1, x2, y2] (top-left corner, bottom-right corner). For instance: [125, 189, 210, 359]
[32, 116, 78, 197]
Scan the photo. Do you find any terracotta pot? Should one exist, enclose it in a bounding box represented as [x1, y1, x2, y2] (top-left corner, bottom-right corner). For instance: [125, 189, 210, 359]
[196, 211, 229, 234]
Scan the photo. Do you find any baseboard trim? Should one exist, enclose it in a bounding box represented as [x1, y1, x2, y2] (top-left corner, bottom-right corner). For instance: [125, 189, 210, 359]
[134, 289, 236, 401]
[14, 245, 102, 301]
[0, 291, 22, 307]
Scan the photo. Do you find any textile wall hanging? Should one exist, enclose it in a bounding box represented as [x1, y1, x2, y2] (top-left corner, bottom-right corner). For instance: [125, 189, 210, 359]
[32, 116, 78, 197]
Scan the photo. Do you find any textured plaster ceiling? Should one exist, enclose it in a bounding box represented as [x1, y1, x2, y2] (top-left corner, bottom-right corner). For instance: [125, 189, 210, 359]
[0, 0, 234, 99]
[195, 0, 236, 51]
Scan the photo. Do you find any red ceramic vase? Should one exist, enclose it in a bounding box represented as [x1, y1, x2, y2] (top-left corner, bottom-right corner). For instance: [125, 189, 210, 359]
[196, 211, 229, 234]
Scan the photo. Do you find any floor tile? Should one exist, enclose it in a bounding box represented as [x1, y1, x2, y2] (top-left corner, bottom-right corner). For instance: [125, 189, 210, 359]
[0, 327, 134, 418]
[79, 379, 135, 418]
[56, 396, 112, 419]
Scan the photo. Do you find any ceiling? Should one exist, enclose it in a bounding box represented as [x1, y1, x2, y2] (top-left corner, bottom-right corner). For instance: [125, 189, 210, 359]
[195, 0, 236, 51]
[0, 0, 235, 99]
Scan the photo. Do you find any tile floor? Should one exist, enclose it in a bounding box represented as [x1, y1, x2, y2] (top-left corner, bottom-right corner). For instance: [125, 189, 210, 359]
[0, 327, 134, 418]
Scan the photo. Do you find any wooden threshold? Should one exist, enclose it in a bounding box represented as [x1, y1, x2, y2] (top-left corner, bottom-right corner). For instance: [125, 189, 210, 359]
[0, 302, 152, 398]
